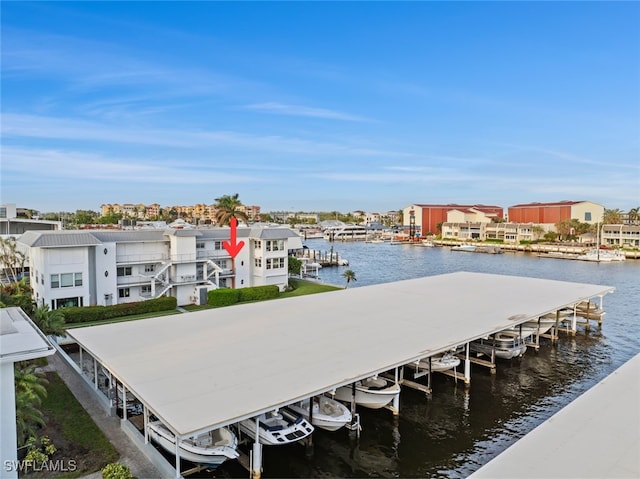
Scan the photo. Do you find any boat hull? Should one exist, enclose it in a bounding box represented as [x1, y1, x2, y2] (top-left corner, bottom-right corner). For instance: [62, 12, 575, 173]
[418, 353, 461, 372]
[148, 422, 238, 467]
[286, 396, 352, 431]
[238, 410, 314, 446]
[333, 377, 400, 409]
[470, 332, 527, 360]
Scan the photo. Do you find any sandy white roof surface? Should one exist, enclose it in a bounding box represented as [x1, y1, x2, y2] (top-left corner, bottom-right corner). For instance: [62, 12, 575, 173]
[470, 352, 640, 479]
[1, 307, 55, 363]
[68, 271, 614, 436]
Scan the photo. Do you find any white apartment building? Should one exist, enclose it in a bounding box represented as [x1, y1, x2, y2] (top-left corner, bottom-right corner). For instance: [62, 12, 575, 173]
[441, 208, 494, 240]
[18, 226, 302, 309]
[601, 224, 640, 248]
[440, 207, 556, 243]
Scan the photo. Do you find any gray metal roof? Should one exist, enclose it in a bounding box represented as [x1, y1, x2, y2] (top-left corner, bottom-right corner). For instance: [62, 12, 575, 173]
[18, 227, 299, 248]
[18, 230, 103, 248]
[68, 272, 614, 438]
[162, 228, 203, 237]
[89, 230, 166, 243]
[247, 226, 299, 239]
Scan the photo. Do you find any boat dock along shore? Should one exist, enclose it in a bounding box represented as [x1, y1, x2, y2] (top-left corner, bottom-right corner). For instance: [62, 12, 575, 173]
[58, 272, 614, 479]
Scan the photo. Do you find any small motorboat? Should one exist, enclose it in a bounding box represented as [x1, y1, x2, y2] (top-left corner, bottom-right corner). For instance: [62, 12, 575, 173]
[417, 351, 461, 372]
[238, 409, 314, 446]
[574, 300, 605, 319]
[285, 396, 352, 431]
[333, 376, 400, 410]
[470, 331, 527, 360]
[148, 420, 239, 468]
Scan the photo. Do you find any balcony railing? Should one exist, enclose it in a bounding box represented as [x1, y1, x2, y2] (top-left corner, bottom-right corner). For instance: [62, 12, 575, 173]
[116, 253, 169, 264]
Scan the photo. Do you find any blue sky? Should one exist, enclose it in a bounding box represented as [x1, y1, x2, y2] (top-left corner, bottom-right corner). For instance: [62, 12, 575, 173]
[2, 1, 639, 214]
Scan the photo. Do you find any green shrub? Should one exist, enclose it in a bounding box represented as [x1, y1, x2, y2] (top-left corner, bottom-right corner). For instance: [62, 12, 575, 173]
[238, 285, 280, 302]
[62, 296, 177, 324]
[102, 462, 134, 479]
[207, 285, 279, 307]
[208, 288, 240, 307]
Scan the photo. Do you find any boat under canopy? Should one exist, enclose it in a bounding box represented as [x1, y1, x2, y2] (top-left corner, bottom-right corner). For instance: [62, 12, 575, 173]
[67, 272, 614, 441]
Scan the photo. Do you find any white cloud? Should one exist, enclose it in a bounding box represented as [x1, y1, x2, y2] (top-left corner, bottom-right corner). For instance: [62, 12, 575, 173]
[1, 113, 410, 158]
[242, 102, 372, 122]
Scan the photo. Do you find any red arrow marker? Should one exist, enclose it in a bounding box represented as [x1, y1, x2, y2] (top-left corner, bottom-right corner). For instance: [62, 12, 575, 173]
[223, 217, 245, 258]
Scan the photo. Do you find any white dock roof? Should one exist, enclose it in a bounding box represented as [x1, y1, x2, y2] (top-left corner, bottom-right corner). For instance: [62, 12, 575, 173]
[1, 307, 55, 364]
[469, 353, 640, 478]
[67, 272, 614, 437]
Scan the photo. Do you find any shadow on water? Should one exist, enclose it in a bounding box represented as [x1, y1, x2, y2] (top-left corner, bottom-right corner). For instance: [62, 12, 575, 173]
[208, 241, 639, 478]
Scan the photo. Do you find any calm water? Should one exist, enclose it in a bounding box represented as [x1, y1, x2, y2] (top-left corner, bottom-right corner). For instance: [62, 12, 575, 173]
[217, 240, 640, 478]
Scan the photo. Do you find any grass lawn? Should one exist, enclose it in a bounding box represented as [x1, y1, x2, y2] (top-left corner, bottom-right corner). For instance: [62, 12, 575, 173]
[35, 372, 119, 478]
[65, 309, 180, 328]
[281, 278, 342, 297]
[183, 279, 342, 311]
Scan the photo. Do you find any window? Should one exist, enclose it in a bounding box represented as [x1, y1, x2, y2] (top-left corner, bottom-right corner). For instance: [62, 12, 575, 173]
[50, 272, 82, 289]
[53, 297, 81, 309]
[141, 285, 151, 294]
[265, 258, 285, 270]
[196, 243, 205, 249]
[253, 240, 262, 249]
[118, 288, 130, 298]
[117, 266, 132, 276]
[585, 212, 592, 222]
[144, 264, 155, 273]
[266, 240, 284, 251]
[214, 241, 223, 250]
[255, 258, 262, 267]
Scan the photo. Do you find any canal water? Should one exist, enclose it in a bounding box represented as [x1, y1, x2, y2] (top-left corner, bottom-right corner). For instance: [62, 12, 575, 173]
[217, 240, 640, 478]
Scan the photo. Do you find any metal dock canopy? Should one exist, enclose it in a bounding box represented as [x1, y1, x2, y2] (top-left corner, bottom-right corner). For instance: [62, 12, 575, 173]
[67, 271, 614, 437]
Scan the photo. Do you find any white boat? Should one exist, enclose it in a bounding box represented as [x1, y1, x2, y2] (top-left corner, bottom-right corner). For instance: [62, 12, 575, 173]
[417, 351, 461, 372]
[421, 239, 435, 247]
[238, 409, 314, 445]
[147, 420, 239, 468]
[577, 248, 625, 262]
[517, 315, 561, 337]
[508, 317, 557, 339]
[451, 244, 476, 252]
[367, 238, 385, 244]
[470, 331, 527, 360]
[333, 376, 400, 409]
[324, 225, 369, 241]
[285, 396, 352, 431]
[574, 299, 606, 319]
[297, 227, 324, 239]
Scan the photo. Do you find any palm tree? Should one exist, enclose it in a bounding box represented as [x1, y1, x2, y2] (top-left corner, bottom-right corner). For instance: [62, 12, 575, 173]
[0, 237, 27, 284]
[342, 269, 357, 289]
[214, 193, 249, 226]
[15, 362, 48, 447]
[628, 207, 640, 225]
[603, 208, 624, 225]
[32, 305, 66, 337]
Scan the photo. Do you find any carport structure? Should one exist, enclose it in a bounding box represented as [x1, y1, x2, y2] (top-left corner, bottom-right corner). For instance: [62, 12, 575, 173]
[66, 272, 614, 478]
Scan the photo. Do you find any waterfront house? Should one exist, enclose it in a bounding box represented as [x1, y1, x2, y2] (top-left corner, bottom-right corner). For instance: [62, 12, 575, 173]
[18, 226, 301, 309]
